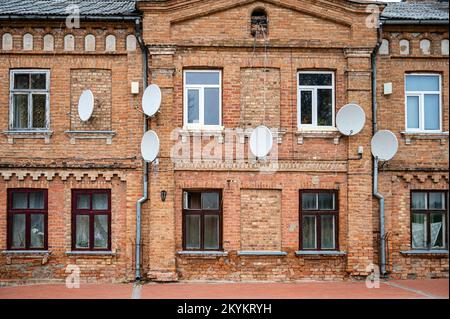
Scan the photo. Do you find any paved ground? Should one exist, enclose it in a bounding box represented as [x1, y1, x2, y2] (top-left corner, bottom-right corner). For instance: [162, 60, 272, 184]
[0, 279, 448, 299]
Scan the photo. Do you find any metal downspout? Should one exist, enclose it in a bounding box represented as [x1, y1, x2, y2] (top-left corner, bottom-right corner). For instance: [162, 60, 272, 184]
[372, 20, 387, 276]
[135, 17, 148, 281]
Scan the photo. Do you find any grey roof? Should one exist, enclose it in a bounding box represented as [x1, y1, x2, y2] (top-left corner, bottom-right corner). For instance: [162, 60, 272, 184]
[381, 1, 449, 22]
[0, 0, 138, 17]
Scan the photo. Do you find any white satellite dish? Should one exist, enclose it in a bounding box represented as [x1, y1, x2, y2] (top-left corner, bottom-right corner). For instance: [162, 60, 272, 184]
[249, 125, 273, 158]
[371, 130, 398, 161]
[78, 90, 94, 122]
[140, 130, 160, 162]
[142, 84, 162, 117]
[336, 103, 366, 136]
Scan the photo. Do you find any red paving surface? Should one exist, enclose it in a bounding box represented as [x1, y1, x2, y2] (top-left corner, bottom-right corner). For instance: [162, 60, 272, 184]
[0, 279, 448, 299]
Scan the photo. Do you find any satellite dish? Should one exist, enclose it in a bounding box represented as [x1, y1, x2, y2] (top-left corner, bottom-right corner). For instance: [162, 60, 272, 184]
[78, 90, 94, 122]
[140, 130, 160, 162]
[336, 103, 366, 136]
[249, 125, 273, 158]
[142, 84, 162, 117]
[371, 130, 398, 161]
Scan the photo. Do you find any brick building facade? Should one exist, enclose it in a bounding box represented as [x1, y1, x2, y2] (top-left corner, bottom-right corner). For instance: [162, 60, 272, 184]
[0, 0, 448, 284]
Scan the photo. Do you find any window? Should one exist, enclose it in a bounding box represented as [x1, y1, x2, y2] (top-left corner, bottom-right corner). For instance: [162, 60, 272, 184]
[64, 34, 75, 51]
[183, 70, 222, 129]
[7, 189, 48, 250]
[299, 190, 338, 250]
[251, 8, 268, 37]
[298, 71, 335, 129]
[72, 190, 111, 251]
[405, 74, 442, 132]
[23, 33, 33, 51]
[9, 70, 50, 130]
[411, 191, 448, 250]
[183, 191, 222, 251]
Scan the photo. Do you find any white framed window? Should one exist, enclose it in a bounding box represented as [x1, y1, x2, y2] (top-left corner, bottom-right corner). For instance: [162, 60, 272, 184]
[183, 70, 222, 130]
[9, 70, 50, 130]
[405, 74, 442, 133]
[297, 71, 335, 130]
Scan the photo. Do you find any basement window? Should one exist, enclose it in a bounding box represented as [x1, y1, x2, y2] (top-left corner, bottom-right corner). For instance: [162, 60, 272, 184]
[251, 8, 268, 37]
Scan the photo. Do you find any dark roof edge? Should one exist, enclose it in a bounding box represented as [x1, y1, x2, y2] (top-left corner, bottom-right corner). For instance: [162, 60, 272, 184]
[381, 19, 449, 25]
[0, 14, 141, 22]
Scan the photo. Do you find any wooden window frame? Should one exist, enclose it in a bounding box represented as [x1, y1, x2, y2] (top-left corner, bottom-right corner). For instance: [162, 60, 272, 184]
[9, 69, 51, 131]
[182, 190, 223, 251]
[410, 190, 448, 250]
[299, 190, 339, 251]
[71, 189, 112, 251]
[7, 189, 48, 251]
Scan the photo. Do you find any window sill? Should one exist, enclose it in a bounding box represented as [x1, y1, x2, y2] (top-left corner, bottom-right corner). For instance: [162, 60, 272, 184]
[237, 251, 288, 256]
[1, 250, 51, 265]
[177, 251, 228, 257]
[180, 127, 225, 143]
[2, 130, 53, 144]
[65, 251, 116, 257]
[295, 251, 347, 257]
[400, 250, 448, 257]
[65, 131, 116, 145]
[401, 131, 448, 145]
[295, 129, 341, 145]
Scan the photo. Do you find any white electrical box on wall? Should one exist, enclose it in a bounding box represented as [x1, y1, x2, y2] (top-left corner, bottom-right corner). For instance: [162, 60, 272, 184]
[384, 82, 393, 95]
[131, 82, 139, 94]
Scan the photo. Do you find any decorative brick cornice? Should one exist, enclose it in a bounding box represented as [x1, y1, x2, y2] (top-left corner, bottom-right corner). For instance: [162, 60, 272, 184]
[173, 160, 347, 172]
[0, 169, 128, 182]
[391, 173, 449, 184]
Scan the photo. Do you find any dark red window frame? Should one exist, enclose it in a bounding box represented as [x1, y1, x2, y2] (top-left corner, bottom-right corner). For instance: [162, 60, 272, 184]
[299, 190, 339, 251]
[182, 190, 223, 251]
[410, 190, 448, 250]
[7, 188, 48, 250]
[71, 189, 111, 251]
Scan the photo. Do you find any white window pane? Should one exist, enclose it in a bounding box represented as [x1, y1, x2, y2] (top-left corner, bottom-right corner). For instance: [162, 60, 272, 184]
[12, 214, 26, 248]
[32, 94, 46, 128]
[204, 215, 219, 250]
[186, 72, 219, 85]
[77, 194, 90, 209]
[424, 94, 440, 130]
[202, 193, 219, 210]
[429, 192, 445, 210]
[187, 89, 199, 124]
[318, 193, 334, 210]
[29, 191, 44, 209]
[94, 215, 108, 249]
[430, 214, 445, 248]
[302, 193, 317, 210]
[412, 192, 427, 209]
[412, 213, 427, 249]
[185, 215, 201, 249]
[13, 94, 29, 129]
[12, 192, 28, 209]
[300, 91, 312, 125]
[299, 73, 332, 86]
[406, 75, 439, 92]
[92, 194, 108, 210]
[204, 88, 220, 125]
[76, 215, 90, 248]
[30, 214, 45, 248]
[321, 215, 335, 249]
[406, 96, 420, 129]
[302, 216, 316, 249]
[317, 89, 332, 126]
